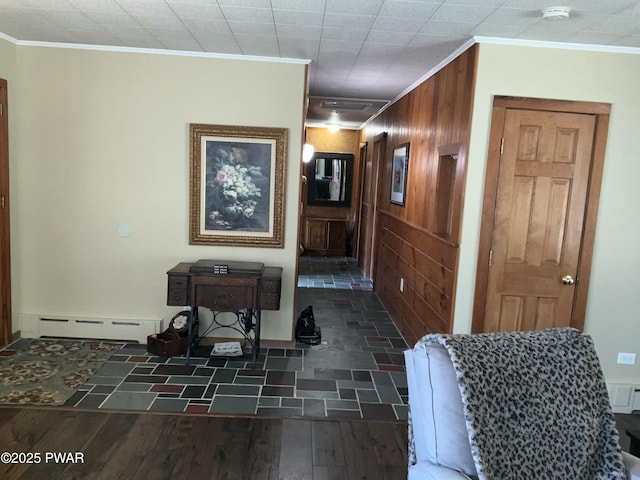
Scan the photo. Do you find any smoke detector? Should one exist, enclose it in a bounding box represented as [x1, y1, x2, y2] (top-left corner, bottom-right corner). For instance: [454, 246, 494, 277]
[542, 6, 571, 20]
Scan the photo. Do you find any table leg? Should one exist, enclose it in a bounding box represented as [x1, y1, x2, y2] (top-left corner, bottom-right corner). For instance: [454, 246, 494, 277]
[253, 308, 261, 363]
[186, 306, 198, 365]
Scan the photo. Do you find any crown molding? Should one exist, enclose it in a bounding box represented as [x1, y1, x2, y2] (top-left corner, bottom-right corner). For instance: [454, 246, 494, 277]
[473, 36, 640, 56]
[0, 32, 18, 44]
[0, 33, 310, 65]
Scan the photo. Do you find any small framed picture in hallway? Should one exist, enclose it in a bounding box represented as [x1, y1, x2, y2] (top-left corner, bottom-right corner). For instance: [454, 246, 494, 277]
[390, 142, 409, 206]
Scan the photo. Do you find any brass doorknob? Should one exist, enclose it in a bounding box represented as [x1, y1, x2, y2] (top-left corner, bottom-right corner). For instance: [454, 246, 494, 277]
[561, 275, 575, 285]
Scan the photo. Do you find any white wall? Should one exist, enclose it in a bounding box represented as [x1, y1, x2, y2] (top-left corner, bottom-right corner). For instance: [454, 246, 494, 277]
[12, 45, 306, 341]
[455, 42, 640, 384]
[0, 36, 16, 87]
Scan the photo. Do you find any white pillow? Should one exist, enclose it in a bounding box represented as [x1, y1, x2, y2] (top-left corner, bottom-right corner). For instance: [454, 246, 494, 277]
[405, 341, 477, 476]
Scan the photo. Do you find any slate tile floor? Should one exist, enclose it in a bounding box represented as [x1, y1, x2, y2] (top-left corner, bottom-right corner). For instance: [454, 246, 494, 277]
[67, 258, 409, 420]
[297, 256, 373, 290]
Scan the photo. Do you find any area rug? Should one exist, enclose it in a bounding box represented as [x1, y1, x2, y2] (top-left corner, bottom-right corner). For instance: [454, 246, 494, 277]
[0, 338, 122, 405]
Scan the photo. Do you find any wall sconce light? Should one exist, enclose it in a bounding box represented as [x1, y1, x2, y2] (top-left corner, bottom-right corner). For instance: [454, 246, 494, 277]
[302, 143, 315, 163]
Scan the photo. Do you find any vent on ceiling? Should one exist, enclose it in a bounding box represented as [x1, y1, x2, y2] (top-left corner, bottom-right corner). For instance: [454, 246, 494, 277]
[319, 100, 373, 111]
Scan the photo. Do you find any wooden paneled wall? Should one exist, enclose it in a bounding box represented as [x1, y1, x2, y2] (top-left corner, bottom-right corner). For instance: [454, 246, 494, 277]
[360, 45, 478, 346]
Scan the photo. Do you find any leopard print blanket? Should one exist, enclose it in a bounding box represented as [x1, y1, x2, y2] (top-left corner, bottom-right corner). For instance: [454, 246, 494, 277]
[413, 328, 626, 480]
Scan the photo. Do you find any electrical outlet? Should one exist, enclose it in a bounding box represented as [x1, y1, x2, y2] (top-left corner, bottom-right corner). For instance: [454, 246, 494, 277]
[617, 352, 636, 365]
[400, 278, 404, 292]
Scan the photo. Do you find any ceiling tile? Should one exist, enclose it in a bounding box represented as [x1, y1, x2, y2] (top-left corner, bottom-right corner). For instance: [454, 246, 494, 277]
[317, 46, 360, 66]
[408, 33, 462, 48]
[323, 12, 376, 30]
[150, 30, 203, 51]
[271, 0, 326, 12]
[227, 21, 276, 36]
[609, 33, 640, 48]
[442, 0, 503, 5]
[471, 22, 530, 37]
[190, 30, 236, 44]
[354, 42, 405, 63]
[83, 12, 140, 28]
[197, 39, 242, 54]
[109, 28, 165, 48]
[67, 0, 127, 15]
[483, 7, 540, 26]
[18, 0, 74, 10]
[421, 20, 475, 36]
[278, 37, 320, 58]
[234, 34, 280, 56]
[565, 31, 626, 45]
[276, 23, 322, 40]
[218, 5, 274, 23]
[273, 9, 324, 27]
[181, 17, 231, 34]
[371, 15, 427, 33]
[132, 15, 185, 30]
[321, 27, 369, 42]
[116, 0, 175, 17]
[218, 0, 272, 7]
[366, 30, 416, 46]
[325, 0, 384, 16]
[582, 15, 638, 36]
[431, 4, 499, 23]
[378, 1, 441, 19]
[569, 0, 635, 15]
[501, 0, 555, 9]
[318, 37, 363, 52]
[166, 2, 224, 19]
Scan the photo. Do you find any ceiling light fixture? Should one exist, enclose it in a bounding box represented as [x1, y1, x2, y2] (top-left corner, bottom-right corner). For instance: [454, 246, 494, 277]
[326, 110, 341, 133]
[542, 6, 571, 20]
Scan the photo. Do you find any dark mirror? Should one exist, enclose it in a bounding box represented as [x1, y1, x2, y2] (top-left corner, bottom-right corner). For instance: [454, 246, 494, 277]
[307, 152, 354, 207]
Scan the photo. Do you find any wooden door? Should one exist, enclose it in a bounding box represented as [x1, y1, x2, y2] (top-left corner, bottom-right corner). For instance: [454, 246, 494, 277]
[358, 133, 386, 279]
[0, 79, 11, 346]
[473, 97, 610, 333]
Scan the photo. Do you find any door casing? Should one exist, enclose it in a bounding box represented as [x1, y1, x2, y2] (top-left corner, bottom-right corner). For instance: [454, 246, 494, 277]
[472, 96, 611, 333]
[358, 132, 386, 281]
[0, 78, 11, 346]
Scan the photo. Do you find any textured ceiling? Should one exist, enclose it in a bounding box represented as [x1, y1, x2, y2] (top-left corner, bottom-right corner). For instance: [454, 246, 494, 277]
[1, 0, 640, 127]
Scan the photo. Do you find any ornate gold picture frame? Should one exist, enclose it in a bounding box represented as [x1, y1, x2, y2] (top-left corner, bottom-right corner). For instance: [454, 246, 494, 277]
[189, 124, 287, 248]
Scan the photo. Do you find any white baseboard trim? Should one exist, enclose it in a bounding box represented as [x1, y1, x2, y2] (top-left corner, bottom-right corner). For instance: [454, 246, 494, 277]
[18, 313, 163, 344]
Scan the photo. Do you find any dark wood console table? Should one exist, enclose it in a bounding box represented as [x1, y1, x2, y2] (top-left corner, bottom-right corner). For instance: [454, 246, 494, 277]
[166, 259, 282, 362]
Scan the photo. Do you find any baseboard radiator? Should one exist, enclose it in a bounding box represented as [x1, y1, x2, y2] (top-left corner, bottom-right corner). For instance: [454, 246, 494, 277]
[19, 313, 163, 344]
[608, 383, 640, 414]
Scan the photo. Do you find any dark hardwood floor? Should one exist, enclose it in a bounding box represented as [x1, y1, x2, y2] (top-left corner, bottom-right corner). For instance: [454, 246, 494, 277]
[0, 406, 408, 480]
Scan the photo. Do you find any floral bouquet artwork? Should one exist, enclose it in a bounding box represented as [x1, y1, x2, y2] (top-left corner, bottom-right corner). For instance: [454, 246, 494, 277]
[204, 143, 271, 232]
[189, 123, 286, 248]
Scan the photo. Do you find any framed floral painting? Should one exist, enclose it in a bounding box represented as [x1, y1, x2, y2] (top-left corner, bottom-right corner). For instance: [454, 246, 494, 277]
[189, 124, 287, 247]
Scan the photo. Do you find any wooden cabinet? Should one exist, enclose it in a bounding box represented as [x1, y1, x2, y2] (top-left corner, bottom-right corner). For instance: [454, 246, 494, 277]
[166, 261, 281, 311]
[303, 217, 347, 256]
